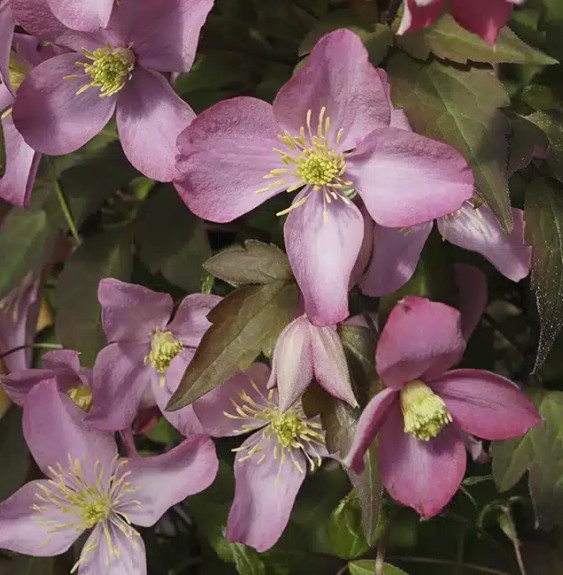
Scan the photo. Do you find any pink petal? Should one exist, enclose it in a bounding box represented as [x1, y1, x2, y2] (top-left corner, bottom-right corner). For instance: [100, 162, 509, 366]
[116, 68, 195, 182]
[345, 388, 398, 473]
[174, 97, 290, 223]
[360, 222, 433, 297]
[273, 29, 390, 152]
[109, 0, 213, 72]
[454, 263, 487, 340]
[398, 0, 445, 35]
[118, 435, 218, 527]
[23, 380, 118, 481]
[167, 293, 221, 348]
[429, 369, 541, 440]
[0, 4, 14, 96]
[0, 480, 81, 555]
[310, 324, 357, 406]
[451, 0, 512, 44]
[227, 433, 306, 552]
[13, 53, 116, 155]
[46, 0, 113, 32]
[2, 369, 56, 405]
[87, 343, 151, 432]
[347, 127, 474, 227]
[284, 188, 364, 327]
[41, 349, 81, 372]
[193, 363, 272, 437]
[10, 0, 67, 41]
[390, 109, 412, 131]
[376, 297, 466, 389]
[78, 524, 146, 575]
[379, 404, 466, 518]
[437, 205, 530, 282]
[269, 317, 314, 411]
[350, 206, 374, 287]
[98, 278, 172, 343]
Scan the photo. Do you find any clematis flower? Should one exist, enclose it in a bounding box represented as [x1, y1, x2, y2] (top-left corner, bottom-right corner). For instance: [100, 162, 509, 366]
[174, 29, 474, 327]
[87, 278, 220, 433]
[12, 0, 213, 182]
[398, 0, 524, 44]
[1, 349, 92, 409]
[0, 379, 218, 574]
[46, 0, 114, 32]
[192, 363, 327, 552]
[268, 315, 356, 411]
[345, 296, 540, 518]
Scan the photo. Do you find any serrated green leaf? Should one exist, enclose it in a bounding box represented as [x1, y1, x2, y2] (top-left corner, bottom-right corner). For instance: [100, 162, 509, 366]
[231, 544, 266, 575]
[167, 280, 299, 409]
[54, 228, 133, 365]
[527, 111, 563, 183]
[398, 13, 557, 65]
[349, 560, 410, 575]
[328, 492, 369, 559]
[204, 240, 292, 286]
[524, 177, 563, 369]
[388, 55, 512, 232]
[508, 115, 548, 175]
[492, 390, 563, 530]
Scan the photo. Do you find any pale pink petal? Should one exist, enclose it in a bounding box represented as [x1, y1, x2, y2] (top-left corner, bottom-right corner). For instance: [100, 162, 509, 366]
[78, 524, 146, 575]
[10, 0, 67, 41]
[379, 404, 466, 518]
[451, 0, 512, 44]
[360, 222, 433, 297]
[116, 68, 195, 182]
[310, 324, 357, 406]
[13, 53, 116, 155]
[87, 343, 151, 432]
[347, 127, 474, 227]
[345, 388, 398, 473]
[429, 369, 541, 440]
[454, 263, 487, 340]
[350, 206, 374, 287]
[390, 109, 412, 131]
[0, 480, 81, 555]
[284, 188, 364, 327]
[437, 205, 530, 282]
[23, 380, 118, 480]
[227, 433, 306, 552]
[167, 293, 221, 348]
[0, 4, 14, 96]
[175, 97, 291, 223]
[41, 349, 81, 372]
[376, 297, 465, 389]
[109, 0, 213, 72]
[98, 278, 172, 343]
[1, 369, 56, 405]
[118, 435, 218, 527]
[398, 0, 445, 35]
[269, 316, 314, 411]
[273, 29, 390, 151]
[194, 364, 272, 437]
[46, 0, 113, 32]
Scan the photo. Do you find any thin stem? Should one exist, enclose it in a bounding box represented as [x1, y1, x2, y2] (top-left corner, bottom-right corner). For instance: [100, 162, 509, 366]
[54, 177, 81, 245]
[375, 542, 386, 575]
[455, 524, 467, 575]
[389, 556, 512, 575]
[503, 507, 527, 575]
[335, 565, 349, 575]
[0, 342, 63, 361]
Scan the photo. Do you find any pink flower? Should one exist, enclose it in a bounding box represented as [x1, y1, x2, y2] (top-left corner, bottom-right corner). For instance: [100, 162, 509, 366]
[0, 379, 218, 574]
[174, 29, 474, 327]
[46, 0, 114, 32]
[398, 0, 524, 44]
[192, 363, 328, 551]
[12, 0, 213, 182]
[268, 315, 356, 410]
[345, 296, 540, 518]
[87, 278, 220, 433]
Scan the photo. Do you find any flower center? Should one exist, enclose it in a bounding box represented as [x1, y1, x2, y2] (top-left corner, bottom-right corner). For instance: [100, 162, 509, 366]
[144, 328, 183, 380]
[67, 385, 94, 412]
[256, 107, 353, 217]
[74, 45, 135, 98]
[400, 380, 452, 441]
[8, 50, 31, 93]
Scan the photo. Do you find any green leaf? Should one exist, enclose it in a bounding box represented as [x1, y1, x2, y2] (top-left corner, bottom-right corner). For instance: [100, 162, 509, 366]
[134, 185, 211, 292]
[167, 279, 299, 409]
[231, 544, 266, 575]
[328, 492, 370, 559]
[524, 177, 563, 369]
[54, 227, 133, 365]
[349, 560, 410, 575]
[527, 111, 563, 183]
[0, 407, 30, 502]
[398, 13, 557, 65]
[508, 114, 548, 176]
[204, 240, 292, 286]
[492, 390, 563, 530]
[388, 55, 512, 232]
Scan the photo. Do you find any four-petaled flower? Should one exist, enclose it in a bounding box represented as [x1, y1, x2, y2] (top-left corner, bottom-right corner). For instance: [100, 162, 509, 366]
[345, 296, 541, 518]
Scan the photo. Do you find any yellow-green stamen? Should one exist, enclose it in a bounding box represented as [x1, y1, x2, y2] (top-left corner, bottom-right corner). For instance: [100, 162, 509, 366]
[400, 380, 452, 441]
[144, 328, 183, 385]
[67, 385, 94, 412]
